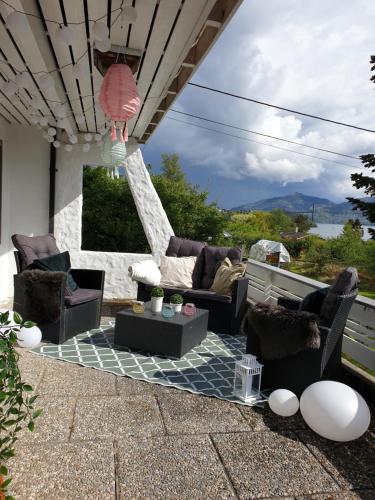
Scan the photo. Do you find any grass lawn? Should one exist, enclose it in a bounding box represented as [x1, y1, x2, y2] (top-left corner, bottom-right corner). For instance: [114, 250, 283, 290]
[287, 260, 375, 300]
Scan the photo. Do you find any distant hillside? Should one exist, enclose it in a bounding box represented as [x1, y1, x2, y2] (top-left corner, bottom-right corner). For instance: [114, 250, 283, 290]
[231, 192, 373, 225]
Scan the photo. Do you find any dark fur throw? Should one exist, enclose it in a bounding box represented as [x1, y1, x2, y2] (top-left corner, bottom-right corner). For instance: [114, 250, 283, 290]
[16, 270, 66, 324]
[246, 302, 320, 360]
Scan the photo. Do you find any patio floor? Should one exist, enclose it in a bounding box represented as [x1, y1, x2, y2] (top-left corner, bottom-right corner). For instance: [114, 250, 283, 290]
[8, 319, 375, 499]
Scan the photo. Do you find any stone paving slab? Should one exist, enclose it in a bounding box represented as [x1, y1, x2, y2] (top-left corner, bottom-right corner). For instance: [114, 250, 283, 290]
[17, 349, 50, 389]
[116, 434, 236, 499]
[239, 403, 307, 431]
[9, 441, 116, 499]
[211, 430, 340, 498]
[70, 395, 164, 441]
[296, 430, 375, 490]
[17, 396, 75, 443]
[36, 357, 117, 396]
[158, 390, 250, 435]
[296, 490, 375, 499]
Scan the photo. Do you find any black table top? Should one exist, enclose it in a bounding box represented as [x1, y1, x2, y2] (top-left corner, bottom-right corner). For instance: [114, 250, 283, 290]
[117, 301, 209, 326]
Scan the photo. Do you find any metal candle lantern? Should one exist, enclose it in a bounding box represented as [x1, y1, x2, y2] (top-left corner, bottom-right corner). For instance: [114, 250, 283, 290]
[233, 355, 263, 403]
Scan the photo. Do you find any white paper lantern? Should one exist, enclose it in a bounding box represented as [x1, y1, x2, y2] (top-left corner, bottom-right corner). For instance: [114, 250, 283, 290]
[30, 115, 40, 125]
[55, 25, 75, 45]
[15, 72, 30, 89]
[95, 37, 111, 53]
[82, 143, 90, 152]
[48, 127, 57, 136]
[268, 389, 299, 417]
[17, 326, 42, 349]
[76, 114, 85, 124]
[300, 381, 371, 442]
[6, 11, 28, 33]
[72, 64, 84, 80]
[64, 144, 73, 152]
[47, 136, 54, 143]
[94, 133, 102, 141]
[53, 140, 61, 148]
[3, 80, 18, 96]
[39, 74, 55, 92]
[54, 103, 66, 118]
[69, 135, 78, 144]
[39, 116, 49, 127]
[84, 133, 92, 142]
[122, 6, 138, 24]
[92, 21, 108, 41]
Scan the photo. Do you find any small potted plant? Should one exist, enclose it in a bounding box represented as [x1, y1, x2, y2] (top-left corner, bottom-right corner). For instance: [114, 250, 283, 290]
[170, 293, 183, 313]
[150, 287, 164, 313]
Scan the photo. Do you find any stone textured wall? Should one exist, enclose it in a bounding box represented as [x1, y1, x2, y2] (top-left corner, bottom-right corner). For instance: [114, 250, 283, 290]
[54, 141, 173, 298]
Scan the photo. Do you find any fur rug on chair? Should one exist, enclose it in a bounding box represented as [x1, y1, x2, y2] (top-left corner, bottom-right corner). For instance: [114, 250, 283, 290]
[245, 302, 320, 360]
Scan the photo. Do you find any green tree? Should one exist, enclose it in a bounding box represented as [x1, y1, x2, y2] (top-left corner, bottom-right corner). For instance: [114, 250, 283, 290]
[267, 209, 294, 233]
[292, 213, 313, 232]
[347, 154, 375, 239]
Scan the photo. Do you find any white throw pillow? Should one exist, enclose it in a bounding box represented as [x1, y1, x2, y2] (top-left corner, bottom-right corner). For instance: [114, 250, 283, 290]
[159, 256, 197, 289]
[128, 259, 161, 286]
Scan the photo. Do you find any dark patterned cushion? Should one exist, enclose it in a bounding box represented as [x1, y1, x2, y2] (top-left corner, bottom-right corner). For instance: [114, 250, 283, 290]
[30, 251, 78, 293]
[320, 267, 358, 326]
[201, 246, 241, 290]
[12, 233, 60, 270]
[165, 236, 206, 289]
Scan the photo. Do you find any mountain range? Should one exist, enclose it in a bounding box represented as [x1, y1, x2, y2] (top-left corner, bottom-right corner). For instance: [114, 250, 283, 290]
[231, 192, 373, 225]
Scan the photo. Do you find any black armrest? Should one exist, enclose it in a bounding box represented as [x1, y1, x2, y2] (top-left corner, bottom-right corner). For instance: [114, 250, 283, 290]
[278, 297, 300, 310]
[13, 271, 65, 324]
[70, 269, 105, 291]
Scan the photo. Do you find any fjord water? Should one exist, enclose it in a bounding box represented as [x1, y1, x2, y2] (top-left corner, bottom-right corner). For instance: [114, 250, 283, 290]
[309, 223, 372, 241]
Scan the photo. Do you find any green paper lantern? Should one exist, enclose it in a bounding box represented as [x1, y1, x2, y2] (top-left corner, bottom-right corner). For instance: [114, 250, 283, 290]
[101, 129, 127, 167]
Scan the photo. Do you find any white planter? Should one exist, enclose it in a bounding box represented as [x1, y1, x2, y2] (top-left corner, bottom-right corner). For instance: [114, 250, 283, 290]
[173, 303, 182, 313]
[151, 296, 163, 313]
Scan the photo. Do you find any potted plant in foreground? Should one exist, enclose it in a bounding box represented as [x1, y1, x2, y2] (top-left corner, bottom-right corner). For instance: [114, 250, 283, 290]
[170, 294, 183, 313]
[150, 287, 164, 313]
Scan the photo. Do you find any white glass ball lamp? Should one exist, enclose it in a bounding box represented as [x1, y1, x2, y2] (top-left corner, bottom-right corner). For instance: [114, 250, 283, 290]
[122, 6, 138, 24]
[38, 74, 55, 92]
[82, 143, 90, 152]
[92, 21, 108, 41]
[17, 326, 42, 348]
[55, 25, 75, 45]
[95, 38, 111, 53]
[300, 381, 371, 442]
[3, 80, 18, 96]
[64, 144, 73, 152]
[268, 389, 299, 417]
[47, 127, 57, 136]
[6, 11, 28, 33]
[53, 140, 61, 148]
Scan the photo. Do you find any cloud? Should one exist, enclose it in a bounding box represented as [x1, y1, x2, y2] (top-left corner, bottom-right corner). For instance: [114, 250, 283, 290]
[145, 0, 374, 203]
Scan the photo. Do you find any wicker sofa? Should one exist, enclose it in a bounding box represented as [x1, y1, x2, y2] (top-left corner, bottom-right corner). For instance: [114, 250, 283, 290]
[137, 236, 248, 335]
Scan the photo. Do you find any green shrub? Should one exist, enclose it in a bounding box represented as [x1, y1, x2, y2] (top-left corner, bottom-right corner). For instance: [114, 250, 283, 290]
[151, 287, 164, 298]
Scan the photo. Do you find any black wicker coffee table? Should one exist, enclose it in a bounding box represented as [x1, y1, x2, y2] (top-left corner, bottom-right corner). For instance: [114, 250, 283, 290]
[114, 302, 209, 358]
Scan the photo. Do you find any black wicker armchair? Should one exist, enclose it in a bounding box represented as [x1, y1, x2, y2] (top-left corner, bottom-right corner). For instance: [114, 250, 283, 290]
[246, 267, 358, 396]
[12, 234, 105, 344]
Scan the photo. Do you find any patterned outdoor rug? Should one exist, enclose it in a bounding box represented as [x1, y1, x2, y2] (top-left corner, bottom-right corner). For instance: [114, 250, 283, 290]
[31, 321, 267, 406]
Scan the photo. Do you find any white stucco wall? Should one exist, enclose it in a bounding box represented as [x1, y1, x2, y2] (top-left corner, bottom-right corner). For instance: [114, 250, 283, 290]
[54, 138, 174, 298]
[0, 121, 50, 303]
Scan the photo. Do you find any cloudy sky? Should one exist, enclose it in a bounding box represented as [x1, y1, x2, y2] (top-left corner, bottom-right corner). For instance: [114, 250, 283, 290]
[142, 0, 375, 209]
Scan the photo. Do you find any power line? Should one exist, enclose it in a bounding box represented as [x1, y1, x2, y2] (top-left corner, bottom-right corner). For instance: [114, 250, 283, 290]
[169, 109, 360, 160]
[166, 116, 365, 170]
[187, 82, 375, 134]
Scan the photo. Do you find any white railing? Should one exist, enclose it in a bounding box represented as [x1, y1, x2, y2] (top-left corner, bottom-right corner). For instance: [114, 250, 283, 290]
[246, 259, 375, 375]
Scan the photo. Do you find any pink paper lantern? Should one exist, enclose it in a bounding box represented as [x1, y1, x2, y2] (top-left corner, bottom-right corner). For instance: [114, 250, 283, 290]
[99, 64, 140, 122]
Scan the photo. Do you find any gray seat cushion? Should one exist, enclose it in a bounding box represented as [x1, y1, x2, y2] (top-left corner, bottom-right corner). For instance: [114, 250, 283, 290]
[201, 245, 241, 290]
[65, 288, 102, 307]
[165, 236, 206, 289]
[320, 267, 358, 326]
[185, 289, 232, 304]
[12, 233, 60, 270]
